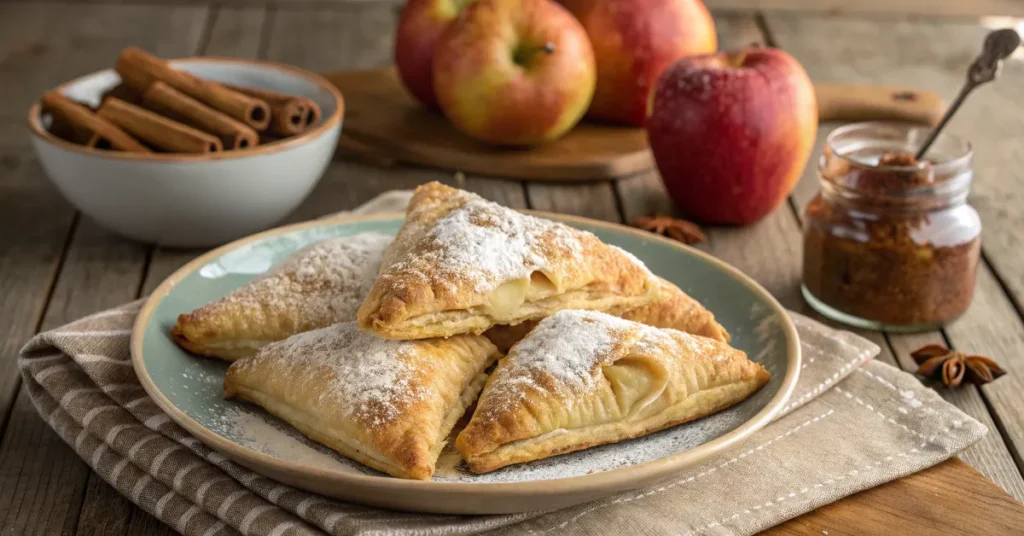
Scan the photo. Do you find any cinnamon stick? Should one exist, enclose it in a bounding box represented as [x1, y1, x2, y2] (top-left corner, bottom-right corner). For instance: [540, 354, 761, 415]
[97, 98, 223, 153]
[47, 113, 92, 145]
[100, 83, 143, 106]
[86, 134, 113, 150]
[225, 84, 322, 136]
[115, 47, 271, 130]
[141, 81, 258, 150]
[40, 91, 150, 152]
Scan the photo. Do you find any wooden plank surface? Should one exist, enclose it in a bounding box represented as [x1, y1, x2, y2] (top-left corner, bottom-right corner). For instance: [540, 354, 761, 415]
[1, 2, 1023, 535]
[706, 0, 1024, 17]
[763, 12, 1024, 500]
[0, 4, 212, 534]
[21, 0, 1024, 18]
[764, 458, 1024, 536]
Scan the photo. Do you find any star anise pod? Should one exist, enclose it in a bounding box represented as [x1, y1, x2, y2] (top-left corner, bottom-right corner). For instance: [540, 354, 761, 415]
[911, 344, 1006, 387]
[631, 215, 706, 245]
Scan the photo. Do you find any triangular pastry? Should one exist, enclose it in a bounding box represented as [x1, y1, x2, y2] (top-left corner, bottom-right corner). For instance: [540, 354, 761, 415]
[457, 310, 769, 473]
[358, 182, 659, 340]
[173, 232, 391, 361]
[483, 276, 730, 352]
[224, 322, 500, 480]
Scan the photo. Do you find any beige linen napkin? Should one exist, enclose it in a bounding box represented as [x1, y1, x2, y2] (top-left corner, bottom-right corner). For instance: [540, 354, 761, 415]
[18, 193, 986, 536]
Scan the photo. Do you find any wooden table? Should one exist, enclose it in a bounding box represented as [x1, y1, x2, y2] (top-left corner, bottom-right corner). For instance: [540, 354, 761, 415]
[2, 1, 1024, 534]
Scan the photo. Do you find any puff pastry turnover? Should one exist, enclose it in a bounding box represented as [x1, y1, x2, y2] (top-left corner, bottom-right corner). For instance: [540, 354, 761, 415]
[172, 232, 391, 361]
[358, 182, 659, 340]
[224, 322, 500, 480]
[457, 310, 769, 473]
[483, 276, 729, 352]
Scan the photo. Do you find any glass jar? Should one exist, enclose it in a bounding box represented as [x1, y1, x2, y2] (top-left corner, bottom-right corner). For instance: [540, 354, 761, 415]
[801, 122, 981, 332]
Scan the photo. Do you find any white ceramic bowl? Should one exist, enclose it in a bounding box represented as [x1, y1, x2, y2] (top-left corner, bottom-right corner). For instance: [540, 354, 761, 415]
[28, 58, 344, 248]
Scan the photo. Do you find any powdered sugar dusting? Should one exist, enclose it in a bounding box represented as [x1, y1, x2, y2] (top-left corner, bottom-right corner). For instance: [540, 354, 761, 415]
[217, 232, 391, 326]
[484, 310, 688, 413]
[236, 322, 430, 427]
[390, 193, 589, 293]
[501, 311, 631, 399]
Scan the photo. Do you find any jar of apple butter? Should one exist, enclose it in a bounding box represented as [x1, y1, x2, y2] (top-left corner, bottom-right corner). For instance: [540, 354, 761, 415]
[802, 122, 981, 332]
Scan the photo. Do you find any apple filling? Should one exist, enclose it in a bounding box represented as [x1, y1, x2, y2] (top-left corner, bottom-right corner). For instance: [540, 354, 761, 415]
[394, 274, 658, 339]
[484, 271, 559, 321]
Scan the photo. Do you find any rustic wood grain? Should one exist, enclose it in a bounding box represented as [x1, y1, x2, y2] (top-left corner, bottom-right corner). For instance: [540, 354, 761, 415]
[706, 0, 1024, 17]
[0, 153, 74, 427]
[946, 269, 1024, 473]
[76, 471, 134, 536]
[763, 458, 1024, 536]
[0, 389, 90, 536]
[264, 4, 398, 73]
[0, 3, 1017, 535]
[0, 4, 213, 535]
[765, 12, 1024, 498]
[526, 181, 621, 222]
[200, 5, 268, 58]
[32, 0, 1024, 17]
[0, 194, 149, 536]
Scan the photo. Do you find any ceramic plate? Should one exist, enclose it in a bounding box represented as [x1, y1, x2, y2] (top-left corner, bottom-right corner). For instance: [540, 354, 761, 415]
[132, 212, 800, 514]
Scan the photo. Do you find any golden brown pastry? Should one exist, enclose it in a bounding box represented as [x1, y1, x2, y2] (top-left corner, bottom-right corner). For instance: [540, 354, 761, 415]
[358, 182, 659, 340]
[224, 322, 500, 480]
[457, 310, 769, 474]
[172, 232, 391, 361]
[483, 276, 729, 352]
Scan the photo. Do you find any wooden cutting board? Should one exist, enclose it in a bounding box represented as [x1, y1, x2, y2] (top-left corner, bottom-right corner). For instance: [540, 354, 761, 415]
[325, 67, 946, 181]
[767, 458, 1024, 535]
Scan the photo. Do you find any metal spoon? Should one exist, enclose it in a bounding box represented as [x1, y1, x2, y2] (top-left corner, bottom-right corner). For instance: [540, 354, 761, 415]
[915, 28, 1020, 160]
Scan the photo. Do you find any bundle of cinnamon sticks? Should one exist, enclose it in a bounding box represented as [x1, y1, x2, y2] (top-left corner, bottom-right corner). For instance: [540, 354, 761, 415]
[39, 47, 323, 154]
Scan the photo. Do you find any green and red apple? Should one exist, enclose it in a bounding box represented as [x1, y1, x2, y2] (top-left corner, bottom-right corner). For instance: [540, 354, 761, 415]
[432, 0, 596, 146]
[562, 0, 717, 126]
[395, 0, 475, 108]
[646, 46, 818, 224]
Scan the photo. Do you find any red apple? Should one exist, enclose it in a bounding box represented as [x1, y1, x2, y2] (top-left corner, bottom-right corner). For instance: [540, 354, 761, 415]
[562, 0, 717, 126]
[394, 0, 475, 108]
[646, 46, 818, 224]
[432, 0, 596, 146]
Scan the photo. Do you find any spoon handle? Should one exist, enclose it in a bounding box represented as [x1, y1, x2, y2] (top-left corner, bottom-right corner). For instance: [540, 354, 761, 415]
[913, 83, 972, 161]
[914, 28, 1020, 160]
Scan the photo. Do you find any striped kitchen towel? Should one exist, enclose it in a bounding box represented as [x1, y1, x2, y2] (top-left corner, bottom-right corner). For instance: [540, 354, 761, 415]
[17, 195, 987, 536]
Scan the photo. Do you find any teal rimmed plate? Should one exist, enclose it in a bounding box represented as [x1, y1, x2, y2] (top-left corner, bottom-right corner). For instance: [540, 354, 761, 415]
[132, 211, 800, 514]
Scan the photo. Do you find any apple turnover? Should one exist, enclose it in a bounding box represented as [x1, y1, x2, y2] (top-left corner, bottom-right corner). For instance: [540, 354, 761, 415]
[358, 182, 659, 340]
[224, 322, 500, 480]
[483, 276, 729, 352]
[457, 310, 769, 473]
[172, 232, 391, 361]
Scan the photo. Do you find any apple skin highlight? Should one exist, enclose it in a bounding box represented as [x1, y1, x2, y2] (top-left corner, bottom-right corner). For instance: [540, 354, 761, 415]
[646, 48, 818, 224]
[395, 0, 474, 108]
[563, 0, 717, 127]
[432, 0, 596, 146]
